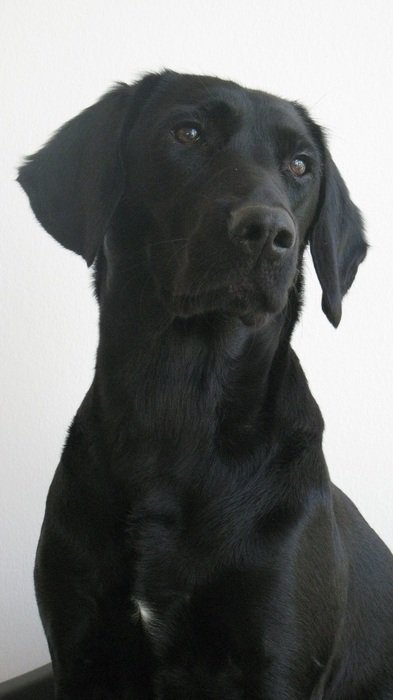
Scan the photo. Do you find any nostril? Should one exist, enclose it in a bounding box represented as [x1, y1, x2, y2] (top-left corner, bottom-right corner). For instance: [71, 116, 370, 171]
[272, 228, 295, 251]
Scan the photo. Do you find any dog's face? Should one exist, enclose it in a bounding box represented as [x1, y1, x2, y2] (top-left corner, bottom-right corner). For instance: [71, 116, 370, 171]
[17, 71, 367, 327]
[125, 75, 322, 322]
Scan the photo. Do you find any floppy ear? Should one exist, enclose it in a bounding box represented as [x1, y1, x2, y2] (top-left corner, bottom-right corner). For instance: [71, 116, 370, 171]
[17, 73, 162, 266]
[309, 145, 368, 328]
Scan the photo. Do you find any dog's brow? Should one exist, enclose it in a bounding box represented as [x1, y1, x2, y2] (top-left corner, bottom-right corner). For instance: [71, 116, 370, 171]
[202, 99, 243, 123]
[274, 126, 316, 153]
[156, 106, 203, 128]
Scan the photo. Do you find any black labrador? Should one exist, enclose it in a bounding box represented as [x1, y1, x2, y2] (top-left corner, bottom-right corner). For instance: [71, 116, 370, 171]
[18, 71, 393, 699]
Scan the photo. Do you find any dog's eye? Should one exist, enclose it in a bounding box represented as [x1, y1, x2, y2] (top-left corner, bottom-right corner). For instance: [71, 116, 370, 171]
[173, 124, 202, 145]
[288, 157, 309, 177]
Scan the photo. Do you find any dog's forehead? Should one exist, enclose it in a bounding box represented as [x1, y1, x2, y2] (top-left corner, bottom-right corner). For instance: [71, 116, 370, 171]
[148, 73, 309, 136]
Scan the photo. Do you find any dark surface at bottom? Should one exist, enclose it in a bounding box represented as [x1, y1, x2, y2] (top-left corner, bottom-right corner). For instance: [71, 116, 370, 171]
[0, 665, 54, 700]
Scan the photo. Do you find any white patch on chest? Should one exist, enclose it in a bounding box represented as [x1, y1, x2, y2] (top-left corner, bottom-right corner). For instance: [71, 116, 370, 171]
[132, 593, 191, 639]
[137, 599, 154, 623]
[133, 598, 158, 633]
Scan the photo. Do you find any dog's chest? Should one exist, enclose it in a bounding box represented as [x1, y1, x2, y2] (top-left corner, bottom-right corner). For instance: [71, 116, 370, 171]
[127, 457, 275, 602]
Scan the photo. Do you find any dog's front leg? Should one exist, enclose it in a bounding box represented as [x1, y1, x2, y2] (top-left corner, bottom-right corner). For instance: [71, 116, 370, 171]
[34, 489, 155, 698]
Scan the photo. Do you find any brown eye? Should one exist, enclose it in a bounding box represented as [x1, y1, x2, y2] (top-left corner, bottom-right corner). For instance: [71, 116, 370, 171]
[288, 157, 308, 177]
[173, 124, 201, 144]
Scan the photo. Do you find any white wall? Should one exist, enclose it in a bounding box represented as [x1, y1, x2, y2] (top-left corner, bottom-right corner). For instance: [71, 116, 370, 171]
[1, 0, 392, 681]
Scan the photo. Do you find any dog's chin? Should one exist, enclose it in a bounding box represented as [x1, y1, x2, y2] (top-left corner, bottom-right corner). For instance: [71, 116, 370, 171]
[162, 282, 289, 326]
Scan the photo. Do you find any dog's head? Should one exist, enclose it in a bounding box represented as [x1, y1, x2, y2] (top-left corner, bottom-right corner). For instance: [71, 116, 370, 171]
[17, 71, 367, 327]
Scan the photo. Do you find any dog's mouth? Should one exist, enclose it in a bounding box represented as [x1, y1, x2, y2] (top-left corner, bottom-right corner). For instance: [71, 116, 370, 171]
[161, 275, 291, 322]
[154, 230, 298, 322]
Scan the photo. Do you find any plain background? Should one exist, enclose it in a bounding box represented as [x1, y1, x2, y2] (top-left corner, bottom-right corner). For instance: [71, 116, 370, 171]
[1, 0, 392, 681]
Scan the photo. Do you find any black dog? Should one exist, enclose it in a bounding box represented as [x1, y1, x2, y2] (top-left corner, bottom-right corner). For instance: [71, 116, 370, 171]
[18, 71, 393, 699]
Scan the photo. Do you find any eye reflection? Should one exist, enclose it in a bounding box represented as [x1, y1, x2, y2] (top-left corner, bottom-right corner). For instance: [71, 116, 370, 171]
[288, 157, 308, 177]
[173, 125, 201, 144]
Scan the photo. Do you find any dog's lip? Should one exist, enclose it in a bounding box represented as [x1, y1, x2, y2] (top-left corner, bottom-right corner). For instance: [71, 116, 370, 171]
[227, 281, 252, 296]
[161, 280, 254, 302]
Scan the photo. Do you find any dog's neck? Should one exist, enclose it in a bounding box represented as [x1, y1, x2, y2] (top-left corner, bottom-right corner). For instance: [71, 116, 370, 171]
[93, 247, 323, 456]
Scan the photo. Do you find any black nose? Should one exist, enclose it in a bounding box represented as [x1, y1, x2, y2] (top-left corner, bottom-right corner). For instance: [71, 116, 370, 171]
[228, 206, 296, 259]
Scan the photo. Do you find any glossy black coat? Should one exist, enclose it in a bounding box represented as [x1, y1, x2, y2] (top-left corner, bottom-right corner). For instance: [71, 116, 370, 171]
[18, 71, 393, 699]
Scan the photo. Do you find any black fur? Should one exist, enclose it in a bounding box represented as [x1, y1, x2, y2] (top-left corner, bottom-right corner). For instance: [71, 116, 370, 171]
[18, 71, 392, 699]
